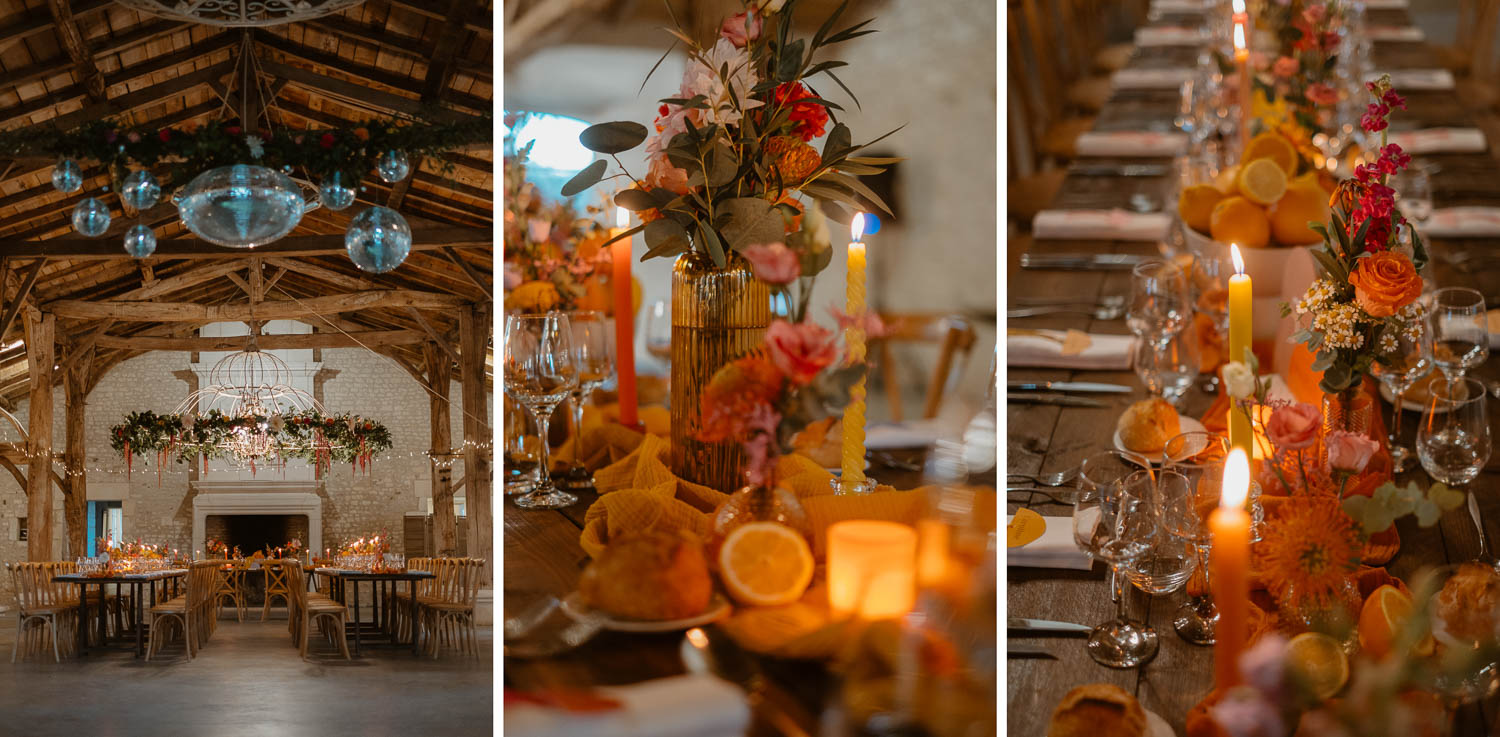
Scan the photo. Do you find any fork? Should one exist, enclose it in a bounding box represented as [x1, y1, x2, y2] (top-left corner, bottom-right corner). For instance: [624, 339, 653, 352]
[1007, 466, 1079, 486]
[1006, 487, 1078, 506]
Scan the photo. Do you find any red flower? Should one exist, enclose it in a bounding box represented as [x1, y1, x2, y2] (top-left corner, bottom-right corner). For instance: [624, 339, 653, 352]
[226, 125, 242, 136]
[158, 129, 172, 143]
[1318, 31, 1341, 50]
[320, 132, 336, 149]
[772, 82, 830, 142]
[1382, 90, 1407, 111]
[1361, 103, 1390, 133]
[1305, 83, 1340, 106]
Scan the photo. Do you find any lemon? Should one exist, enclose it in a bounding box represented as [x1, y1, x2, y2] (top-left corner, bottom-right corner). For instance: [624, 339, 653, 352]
[718, 522, 814, 607]
[1244, 132, 1299, 176]
[1287, 632, 1350, 700]
[1214, 164, 1241, 195]
[1177, 184, 1226, 234]
[1358, 584, 1434, 658]
[1236, 158, 1289, 206]
[1269, 180, 1332, 246]
[1209, 195, 1271, 248]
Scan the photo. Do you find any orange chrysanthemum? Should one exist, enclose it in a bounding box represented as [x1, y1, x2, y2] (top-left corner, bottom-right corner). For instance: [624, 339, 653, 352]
[697, 353, 785, 442]
[1256, 496, 1363, 609]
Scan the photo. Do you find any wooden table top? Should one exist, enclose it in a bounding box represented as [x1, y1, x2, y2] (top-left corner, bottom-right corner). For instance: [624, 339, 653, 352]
[53, 570, 187, 583]
[1009, 7, 1500, 736]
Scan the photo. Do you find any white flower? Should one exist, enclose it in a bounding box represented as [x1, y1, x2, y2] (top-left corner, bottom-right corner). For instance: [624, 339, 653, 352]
[1312, 303, 1366, 350]
[1377, 331, 1399, 355]
[180, 413, 195, 430]
[803, 196, 831, 245]
[268, 414, 284, 433]
[1221, 361, 1256, 399]
[680, 38, 763, 128]
[1295, 278, 1338, 315]
[245, 134, 264, 159]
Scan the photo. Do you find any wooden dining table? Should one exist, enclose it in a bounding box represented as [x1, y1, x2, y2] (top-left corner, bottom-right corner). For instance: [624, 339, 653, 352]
[53, 569, 187, 658]
[1009, 6, 1500, 736]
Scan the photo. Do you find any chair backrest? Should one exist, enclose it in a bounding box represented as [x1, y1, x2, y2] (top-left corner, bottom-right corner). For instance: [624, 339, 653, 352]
[263, 560, 289, 593]
[190, 561, 220, 609]
[873, 314, 980, 422]
[10, 562, 71, 611]
[283, 562, 306, 614]
[408, 557, 434, 596]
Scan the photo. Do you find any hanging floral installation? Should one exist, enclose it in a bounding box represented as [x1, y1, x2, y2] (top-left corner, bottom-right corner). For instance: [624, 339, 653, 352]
[109, 409, 394, 477]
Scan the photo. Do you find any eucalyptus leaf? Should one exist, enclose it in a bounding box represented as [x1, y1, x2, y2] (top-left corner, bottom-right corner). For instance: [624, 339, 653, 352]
[719, 197, 786, 250]
[642, 218, 691, 260]
[560, 159, 607, 197]
[698, 222, 726, 267]
[614, 188, 657, 211]
[823, 123, 852, 160]
[777, 39, 806, 82]
[705, 143, 739, 187]
[822, 171, 895, 217]
[579, 121, 648, 154]
[1428, 483, 1465, 512]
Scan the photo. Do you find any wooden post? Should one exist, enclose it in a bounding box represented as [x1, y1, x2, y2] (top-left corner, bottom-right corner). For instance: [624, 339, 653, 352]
[459, 306, 491, 581]
[24, 310, 53, 561]
[425, 343, 456, 556]
[63, 345, 92, 558]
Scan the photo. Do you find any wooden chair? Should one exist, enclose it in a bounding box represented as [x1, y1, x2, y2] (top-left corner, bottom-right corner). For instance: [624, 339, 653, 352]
[51, 560, 122, 645]
[146, 562, 215, 662]
[872, 314, 979, 423]
[391, 557, 432, 645]
[1011, 0, 1099, 161]
[287, 562, 350, 661]
[261, 560, 292, 621]
[1433, 0, 1500, 77]
[8, 562, 79, 663]
[419, 558, 483, 658]
[211, 559, 247, 625]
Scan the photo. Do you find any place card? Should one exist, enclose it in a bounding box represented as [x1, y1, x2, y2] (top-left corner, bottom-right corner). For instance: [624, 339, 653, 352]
[1032, 208, 1172, 241]
[1008, 330, 1136, 370]
[1387, 127, 1488, 154]
[1006, 512, 1092, 570]
[1368, 26, 1425, 42]
[1112, 67, 1195, 90]
[1075, 130, 1187, 158]
[1367, 69, 1455, 91]
[1134, 26, 1206, 47]
[1423, 207, 1500, 238]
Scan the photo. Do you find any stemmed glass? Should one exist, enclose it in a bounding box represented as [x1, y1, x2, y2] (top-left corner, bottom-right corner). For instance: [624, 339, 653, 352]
[1134, 331, 1199, 407]
[1396, 164, 1433, 228]
[560, 310, 614, 490]
[503, 313, 580, 510]
[643, 299, 672, 369]
[1161, 432, 1230, 644]
[1128, 260, 1193, 401]
[1429, 288, 1488, 382]
[503, 396, 539, 496]
[1075, 450, 1160, 668]
[1373, 320, 1434, 472]
[1418, 377, 1493, 563]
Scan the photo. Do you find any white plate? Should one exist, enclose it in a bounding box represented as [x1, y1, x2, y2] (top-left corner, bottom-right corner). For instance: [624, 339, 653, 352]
[1113, 414, 1207, 465]
[560, 592, 731, 633]
[1145, 709, 1176, 737]
[1378, 380, 1451, 414]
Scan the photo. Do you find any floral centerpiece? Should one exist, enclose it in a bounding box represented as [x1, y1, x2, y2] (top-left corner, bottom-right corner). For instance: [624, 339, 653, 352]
[1249, 0, 1347, 156]
[110, 409, 393, 476]
[206, 537, 229, 558]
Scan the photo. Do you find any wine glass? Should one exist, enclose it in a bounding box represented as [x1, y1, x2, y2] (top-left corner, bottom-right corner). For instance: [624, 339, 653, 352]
[1162, 432, 1230, 645]
[503, 313, 580, 510]
[1134, 330, 1199, 406]
[1429, 287, 1488, 382]
[1074, 467, 1160, 668]
[503, 396, 539, 496]
[1128, 260, 1192, 349]
[1418, 377, 1493, 562]
[561, 310, 614, 489]
[643, 299, 672, 369]
[1396, 164, 1433, 227]
[1373, 321, 1434, 472]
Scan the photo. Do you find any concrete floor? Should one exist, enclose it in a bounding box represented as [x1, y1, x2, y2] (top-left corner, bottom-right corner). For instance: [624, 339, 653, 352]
[1, 609, 493, 737]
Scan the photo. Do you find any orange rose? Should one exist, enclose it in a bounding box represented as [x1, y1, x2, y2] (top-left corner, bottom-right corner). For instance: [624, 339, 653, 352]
[1348, 251, 1421, 317]
[353, 127, 369, 141]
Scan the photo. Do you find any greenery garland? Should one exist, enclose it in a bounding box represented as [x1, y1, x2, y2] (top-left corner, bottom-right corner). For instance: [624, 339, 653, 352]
[110, 409, 394, 468]
[0, 110, 492, 195]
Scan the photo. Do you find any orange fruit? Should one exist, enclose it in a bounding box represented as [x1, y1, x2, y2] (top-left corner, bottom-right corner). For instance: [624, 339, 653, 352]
[1270, 180, 1332, 246]
[1287, 632, 1349, 700]
[718, 522, 814, 607]
[1214, 164, 1241, 195]
[1358, 584, 1435, 658]
[1243, 132, 1299, 176]
[1177, 184, 1225, 234]
[1236, 158, 1289, 206]
[1209, 196, 1271, 248]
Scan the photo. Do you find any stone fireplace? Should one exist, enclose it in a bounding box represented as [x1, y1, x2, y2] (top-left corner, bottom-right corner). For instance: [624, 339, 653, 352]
[204, 514, 310, 555]
[191, 480, 322, 556]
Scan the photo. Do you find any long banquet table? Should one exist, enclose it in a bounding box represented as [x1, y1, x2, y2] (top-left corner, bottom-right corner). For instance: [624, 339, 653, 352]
[1009, 6, 1500, 736]
[53, 570, 187, 658]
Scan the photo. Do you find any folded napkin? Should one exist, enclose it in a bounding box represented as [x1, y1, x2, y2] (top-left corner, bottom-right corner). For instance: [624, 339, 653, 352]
[504, 676, 751, 737]
[1387, 127, 1487, 154]
[1007, 513, 1092, 570]
[1032, 209, 1172, 241]
[1368, 25, 1425, 42]
[1112, 67, 1194, 90]
[864, 422, 942, 450]
[1423, 207, 1500, 237]
[1008, 330, 1136, 370]
[1362, 0, 1408, 7]
[1150, 0, 1207, 11]
[1370, 68, 1455, 91]
[551, 404, 671, 470]
[1074, 130, 1187, 158]
[1135, 26, 1205, 46]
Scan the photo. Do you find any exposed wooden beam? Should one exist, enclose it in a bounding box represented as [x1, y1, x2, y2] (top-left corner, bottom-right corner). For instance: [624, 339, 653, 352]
[0, 259, 43, 344]
[223, 270, 253, 297]
[406, 307, 459, 363]
[301, 15, 489, 79]
[256, 59, 482, 123]
[420, 0, 472, 102]
[7, 227, 490, 259]
[93, 329, 426, 351]
[261, 256, 374, 292]
[386, 154, 421, 209]
[113, 261, 244, 301]
[441, 247, 492, 300]
[24, 310, 54, 561]
[385, 0, 491, 34]
[60, 319, 114, 375]
[0, 0, 110, 58]
[45, 289, 469, 322]
[29, 60, 234, 133]
[46, 0, 106, 102]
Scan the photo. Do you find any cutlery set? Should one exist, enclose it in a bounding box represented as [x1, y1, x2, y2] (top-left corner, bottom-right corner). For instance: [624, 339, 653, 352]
[1019, 253, 1146, 270]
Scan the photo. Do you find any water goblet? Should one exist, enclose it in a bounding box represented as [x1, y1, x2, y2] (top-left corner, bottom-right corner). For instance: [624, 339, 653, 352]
[504, 313, 581, 509]
[1373, 320, 1434, 472]
[1135, 330, 1200, 407]
[643, 299, 672, 368]
[1429, 288, 1487, 382]
[1074, 467, 1160, 668]
[1418, 376, 1493, 563]
[1396, 164, 1433, 227]
[1128, 260, 1192, 350]
[560, 310, 614, 490]
[1161, 432, 1230, 644]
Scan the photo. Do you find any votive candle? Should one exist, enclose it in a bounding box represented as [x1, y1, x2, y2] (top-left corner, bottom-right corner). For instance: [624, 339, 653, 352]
[828, 520, 917, 619]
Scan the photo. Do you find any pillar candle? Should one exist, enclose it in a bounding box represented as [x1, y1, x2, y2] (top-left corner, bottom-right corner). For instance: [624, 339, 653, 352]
[611, 207, 638, 429]
[1234, 21, 1252, 151]
[1210, 449, 1251, 690]
[840, 214, 869, 485]
[1227, 245, 1253, 457]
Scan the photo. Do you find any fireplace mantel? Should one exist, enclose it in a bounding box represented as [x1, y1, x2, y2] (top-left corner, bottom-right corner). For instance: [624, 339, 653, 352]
[191, 481, 322, 554]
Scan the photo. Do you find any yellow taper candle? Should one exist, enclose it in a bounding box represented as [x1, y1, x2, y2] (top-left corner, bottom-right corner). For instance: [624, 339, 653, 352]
[841, 214, 869, 486]
[1227, 245, 1253, 457]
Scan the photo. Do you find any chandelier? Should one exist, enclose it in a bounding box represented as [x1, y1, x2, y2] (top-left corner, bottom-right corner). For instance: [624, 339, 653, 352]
[175, 346, 338, 467]
[113, 0, 368, 27]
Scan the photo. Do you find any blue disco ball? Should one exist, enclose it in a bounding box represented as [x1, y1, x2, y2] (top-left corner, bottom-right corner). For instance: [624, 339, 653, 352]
[52, 159, 82, 193]
[345, 206, 411, 273]
[71, 197, 111, 237]
[319, 172, 356, 211]
[123, 224, 157, 258]
[121, 170, 161, 211]
[376, 149, 410, 183]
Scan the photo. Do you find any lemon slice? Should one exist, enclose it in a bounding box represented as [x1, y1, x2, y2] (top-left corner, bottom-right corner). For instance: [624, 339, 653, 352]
[718, 522, 814, 607]
[1287, 632, 1349, 700]
[1236, 158, 1288, 206]
[1244, 132, 1299, 176]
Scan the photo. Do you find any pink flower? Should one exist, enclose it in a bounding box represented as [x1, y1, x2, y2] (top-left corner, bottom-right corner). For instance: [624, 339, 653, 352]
[741, 405, 781, 485]
[742, 242, 801, 284]
[503, 263, 522, 289]
[1326, 431, 1379, 475]
[1266, 402, 1321, 450]
[1306, 83, 1340, 106]
[1362, 102, 1390, 132]
[1302, 4, 1327, 24]
[644, 153, 690, 195]
[1238, 633, 1289, 697]
[1318, 30, 1341, 50]
[1272, 56, 1299, 78]
[765, 319, 836, 385]
[719, 11, 762, 48]
[828, 306, 889, 339]
[1382, 89, 1407, 111]
[527, 218, 552, 243]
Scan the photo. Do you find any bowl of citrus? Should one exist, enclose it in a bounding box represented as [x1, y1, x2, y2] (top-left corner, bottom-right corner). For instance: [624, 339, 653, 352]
[1179, 132, 1334, 295]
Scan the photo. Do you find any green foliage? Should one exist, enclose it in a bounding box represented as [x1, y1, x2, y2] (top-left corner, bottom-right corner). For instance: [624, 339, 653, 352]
[109, 409, 393, 467]
[1342, 480, 1466, 537]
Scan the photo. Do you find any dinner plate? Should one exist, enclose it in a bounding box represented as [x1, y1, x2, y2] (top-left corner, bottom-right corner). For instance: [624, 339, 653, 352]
[1378, 381, 1451, 414]
[1145, 709, 1175, 737]
[1112, 414, 1207, 465]
[560, 592, 731, 633]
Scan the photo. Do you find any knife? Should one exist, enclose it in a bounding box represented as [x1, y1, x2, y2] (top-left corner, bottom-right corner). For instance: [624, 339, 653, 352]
[1007, 393, 1106, 408]
[1006, 643, 1059, 659]
[1020, 253, 1146, 270]
[1008, 617, 1094, 634]
[1009, 380, 1131, 394]
[1069, 163, 1169, 177]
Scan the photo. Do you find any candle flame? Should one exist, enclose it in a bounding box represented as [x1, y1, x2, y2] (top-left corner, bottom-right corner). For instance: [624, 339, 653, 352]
[615, 206, 629, 229]
[851, 213, 866, 242]
[1230, 244, 1245, 275]
[1233, 23, 1246, 51]
[686, 627, 709, 648]
[1222, 448, 1249, 510]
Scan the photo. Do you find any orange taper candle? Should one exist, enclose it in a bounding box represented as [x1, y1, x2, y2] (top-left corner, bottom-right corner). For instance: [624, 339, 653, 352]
[1233, 21, 1251, 151]
[610, 207, 638, 428]
[1210, 448, 1252, 689]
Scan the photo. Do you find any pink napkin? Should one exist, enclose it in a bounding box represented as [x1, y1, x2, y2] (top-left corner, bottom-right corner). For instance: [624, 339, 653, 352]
[1113, 68, 1194, 90]
[1368, 26, 1425, 42]
[1424, 207, 1500, 238]
[1370, 69, 1455, 91]
[1008, 330, 1136, 370]
[1387, 128, 1487, 154]
[1134, 26, 1205, 46]
[1075, 130, 1187, 158]
[1032, 209, 1172, 241]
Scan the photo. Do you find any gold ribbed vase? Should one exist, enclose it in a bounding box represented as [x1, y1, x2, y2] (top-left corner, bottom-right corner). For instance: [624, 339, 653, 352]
[671, 250, 771, 492]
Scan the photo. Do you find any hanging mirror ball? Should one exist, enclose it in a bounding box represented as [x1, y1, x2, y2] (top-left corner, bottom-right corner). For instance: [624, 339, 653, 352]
[121, 170, 161, 210]
[71, 197, 111, 237]
[345, 206, 411, 273]
[376, 149, 410, 183]
[319, 172, 356, 211]
[52, 158, 82, 193]
[123, 224, 156, 258]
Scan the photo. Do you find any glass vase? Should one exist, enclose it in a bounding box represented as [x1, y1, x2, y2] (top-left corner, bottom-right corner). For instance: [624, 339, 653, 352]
[669, 250, 771, 492]
[706, 483, 811, 564]
[1322, 383, 1374, 436]
[1278, 577, 1362, 653]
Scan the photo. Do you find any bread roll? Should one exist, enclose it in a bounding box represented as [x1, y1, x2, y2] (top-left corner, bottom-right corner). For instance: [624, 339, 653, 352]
[1047, 683, 1147, 737]
[1116, 398, 1181, 454]
[579, 529, 712, 620]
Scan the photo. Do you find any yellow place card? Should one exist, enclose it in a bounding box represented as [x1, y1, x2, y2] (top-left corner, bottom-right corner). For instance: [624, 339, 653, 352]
[1059, 329, 1092, 356]
[1007, 508, 1046, 548]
